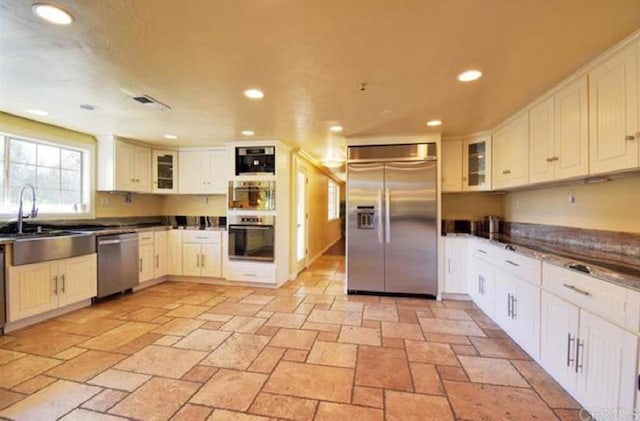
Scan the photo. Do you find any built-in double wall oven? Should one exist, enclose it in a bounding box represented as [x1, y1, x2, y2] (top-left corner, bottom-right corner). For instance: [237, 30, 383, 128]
[228, 215, 275, 262]
[228, 180, 275, 211]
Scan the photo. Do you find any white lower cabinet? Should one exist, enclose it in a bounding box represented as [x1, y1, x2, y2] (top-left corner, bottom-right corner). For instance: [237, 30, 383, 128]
[494, 269, 541, 360]
[540, 290, 638, 419]
[181, 231, 222, 278]
[7, 253, 97, 322]
[168, 230, 183, 275]
[226, 260, 275, 284]
[460, 238, 640, 419]
[444, 237, 467, 293]
[138, 232, 155, 283]
[467, 256, 495, 319]
[153, 231, 168, 278]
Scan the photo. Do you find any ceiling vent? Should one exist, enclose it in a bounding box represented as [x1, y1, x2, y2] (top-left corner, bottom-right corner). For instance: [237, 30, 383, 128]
[131, 95, 171, 110]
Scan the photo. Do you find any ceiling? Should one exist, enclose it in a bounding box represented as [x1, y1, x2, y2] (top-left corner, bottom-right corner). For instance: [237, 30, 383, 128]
[1, 0, 640, 164]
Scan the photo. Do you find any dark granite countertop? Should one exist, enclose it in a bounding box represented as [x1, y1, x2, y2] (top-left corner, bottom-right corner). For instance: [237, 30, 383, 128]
[460, 233, 640, 292]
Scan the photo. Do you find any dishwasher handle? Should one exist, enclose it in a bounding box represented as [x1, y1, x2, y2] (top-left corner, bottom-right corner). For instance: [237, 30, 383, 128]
[98, 237, 138, 246]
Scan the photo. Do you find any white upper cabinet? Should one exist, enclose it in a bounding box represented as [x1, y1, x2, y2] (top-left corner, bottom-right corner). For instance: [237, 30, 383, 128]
[179, 148, 230, 194]
[98, 136, 152, 193]
[529, 76, 589, 184]
[441, 141, 463, 192]
[152, 150, 178, 194]
[589, 43, 639, 175]
[463, 136, 491, 191]
[529, 97, 556, 183]
[492, 113, 529, 189]
[115, 140, 151, 192]
[441, 136, 491, 192]
[554, 76, 589, 179]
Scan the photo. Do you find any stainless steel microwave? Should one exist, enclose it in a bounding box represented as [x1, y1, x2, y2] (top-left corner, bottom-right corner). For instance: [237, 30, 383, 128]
[228, 180, 276, 211]
[235, 146, 275, 175]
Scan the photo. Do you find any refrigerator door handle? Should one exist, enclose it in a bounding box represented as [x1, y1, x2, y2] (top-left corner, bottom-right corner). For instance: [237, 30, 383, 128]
[377, 189, 383, 243]
[385, 188, 391, 243]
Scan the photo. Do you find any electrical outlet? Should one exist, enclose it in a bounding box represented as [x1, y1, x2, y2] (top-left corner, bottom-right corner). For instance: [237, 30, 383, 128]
[568, 190, 576, 205]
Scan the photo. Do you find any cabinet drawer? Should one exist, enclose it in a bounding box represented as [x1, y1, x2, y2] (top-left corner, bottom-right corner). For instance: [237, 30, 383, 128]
[227, 261, 275, 284]
[182, 230, 221, 244]
[542, 262, 640, 332]
[138, 232, 154, 245]
[495, 248, 541, 285]
[469, 239, 496, 263]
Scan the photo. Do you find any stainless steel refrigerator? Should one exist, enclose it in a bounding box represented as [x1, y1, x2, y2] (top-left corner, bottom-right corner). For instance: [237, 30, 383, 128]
[346, 143, 438, 295]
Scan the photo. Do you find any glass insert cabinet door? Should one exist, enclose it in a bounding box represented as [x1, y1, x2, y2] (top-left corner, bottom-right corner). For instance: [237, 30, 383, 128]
[152, 150, 178, 194]
[463, 136, 491, 191]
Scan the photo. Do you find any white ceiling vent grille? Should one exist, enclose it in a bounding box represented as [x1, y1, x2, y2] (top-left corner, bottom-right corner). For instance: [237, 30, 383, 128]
[131, 95, 171, 110]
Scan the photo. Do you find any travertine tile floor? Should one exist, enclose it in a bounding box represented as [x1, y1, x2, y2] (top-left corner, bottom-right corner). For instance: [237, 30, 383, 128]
[0, 252, 585, 420]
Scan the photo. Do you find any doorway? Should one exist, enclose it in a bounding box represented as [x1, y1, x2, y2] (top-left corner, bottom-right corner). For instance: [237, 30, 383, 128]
[295, 164, 309, 273]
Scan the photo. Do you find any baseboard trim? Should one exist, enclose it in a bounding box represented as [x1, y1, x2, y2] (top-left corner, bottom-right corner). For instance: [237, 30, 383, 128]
[5, 299, 92, 333]
[166, 275, 278, 289]
[440, 292, 472, 301]
[307, 236, 342, 268]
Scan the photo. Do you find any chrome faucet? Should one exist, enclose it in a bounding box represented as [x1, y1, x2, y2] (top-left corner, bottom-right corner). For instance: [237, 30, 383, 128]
[17, 184, 38, 234]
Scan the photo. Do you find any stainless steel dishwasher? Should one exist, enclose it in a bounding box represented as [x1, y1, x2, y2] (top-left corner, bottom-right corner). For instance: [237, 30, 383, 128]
[96, 233, 139, 298]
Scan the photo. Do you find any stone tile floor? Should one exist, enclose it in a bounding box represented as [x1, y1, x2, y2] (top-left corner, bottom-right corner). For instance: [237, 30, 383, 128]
[0, 253, 585, 420]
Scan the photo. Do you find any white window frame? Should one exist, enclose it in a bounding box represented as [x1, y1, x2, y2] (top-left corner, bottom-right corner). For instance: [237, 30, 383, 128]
[0, 132, 94, 220]
[328, 180, 339, 221]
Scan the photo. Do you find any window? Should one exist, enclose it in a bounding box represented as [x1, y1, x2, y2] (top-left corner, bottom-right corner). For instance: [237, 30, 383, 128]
[328, 180, 339, 220]
[0, 134, 91, 216]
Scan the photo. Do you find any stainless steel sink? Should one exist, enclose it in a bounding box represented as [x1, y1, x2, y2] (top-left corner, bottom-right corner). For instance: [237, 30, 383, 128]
[12, 231, 96, 266]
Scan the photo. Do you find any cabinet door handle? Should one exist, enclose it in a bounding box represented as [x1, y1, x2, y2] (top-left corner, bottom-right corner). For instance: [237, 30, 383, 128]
[201, 254, 205, 268]
[553, 156, 559, 161]
[575, 338, 584, 373]
[502, 169, 511, 175]
[562, 283, 591, 296]
[139, 258, 143, 273]
[546, 157, 554, 162]
[447, 259, 451, 274]
[477, 249, 487, 254]
[507, 294, 512, 317]
[196, 255, 200, 268]
[61, 274, 65, 293]
[625, 134, 636, 141]
[478, 275, 482, 294]
[566, 333, 575, 367]
[53, 275, 58, 295]
[155, 255, 159, 268]
[505, 260, 520, 267]
[243, 273, 257, 277]
[512, 296, 517, 319]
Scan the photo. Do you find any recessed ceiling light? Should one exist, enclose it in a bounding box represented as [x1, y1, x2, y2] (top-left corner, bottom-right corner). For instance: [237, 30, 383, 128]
[329, 125, 343, 133]
[426, 119, 442, 127]
[243, 89, 264, 99]
[163, 134, 178, 139]
[457, 70, 482, 82]
[32, 3, 74, 25]
[241, 130, 255, 136]
[25, 109, 48, 116]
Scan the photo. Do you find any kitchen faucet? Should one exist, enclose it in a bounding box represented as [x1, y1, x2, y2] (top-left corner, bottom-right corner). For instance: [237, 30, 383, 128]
[17, 184, 38, 234]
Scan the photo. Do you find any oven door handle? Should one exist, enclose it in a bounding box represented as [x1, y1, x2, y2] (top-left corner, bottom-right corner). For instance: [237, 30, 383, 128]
[229, 225, 272, 230]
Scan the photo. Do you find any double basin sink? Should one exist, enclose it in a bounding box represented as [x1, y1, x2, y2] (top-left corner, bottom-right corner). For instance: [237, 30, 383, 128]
[4, 229, 96, 266]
